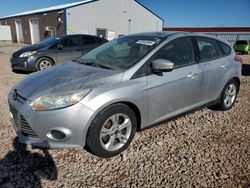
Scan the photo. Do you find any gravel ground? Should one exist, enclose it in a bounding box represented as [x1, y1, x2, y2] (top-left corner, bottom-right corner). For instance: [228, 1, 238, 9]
[0, 43, 249, 187]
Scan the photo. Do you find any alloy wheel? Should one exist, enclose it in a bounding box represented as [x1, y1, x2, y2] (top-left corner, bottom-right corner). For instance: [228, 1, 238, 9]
[223, 83, 237, 108]
[100, 113, 132, 151]
[39, 60, 52, 70]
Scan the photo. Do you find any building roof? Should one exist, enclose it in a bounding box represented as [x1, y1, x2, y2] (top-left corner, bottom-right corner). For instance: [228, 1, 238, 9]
[0, 0, 95, 19]
[164, 27, 250, 32]
[134, 0, 163, 21]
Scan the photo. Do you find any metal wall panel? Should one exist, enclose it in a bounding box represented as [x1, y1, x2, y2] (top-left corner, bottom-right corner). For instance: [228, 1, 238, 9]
[206, 32, 250, 44]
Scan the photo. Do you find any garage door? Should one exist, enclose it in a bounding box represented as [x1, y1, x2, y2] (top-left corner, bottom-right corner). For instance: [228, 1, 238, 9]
[15, 20, 24, 43]
[29, 18, 40, 44]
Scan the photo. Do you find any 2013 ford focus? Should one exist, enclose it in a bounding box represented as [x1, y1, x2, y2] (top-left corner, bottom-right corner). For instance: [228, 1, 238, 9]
[8, 32, 242, 158]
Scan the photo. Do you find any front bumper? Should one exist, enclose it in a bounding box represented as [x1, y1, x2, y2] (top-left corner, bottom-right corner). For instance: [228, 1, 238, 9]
[11, 56, 37, 71]
[8, 90, 95, 149]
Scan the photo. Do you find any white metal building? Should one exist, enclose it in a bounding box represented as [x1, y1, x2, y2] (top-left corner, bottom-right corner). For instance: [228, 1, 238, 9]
[0, 0, 164, 44]
[66, 0, 163, 40]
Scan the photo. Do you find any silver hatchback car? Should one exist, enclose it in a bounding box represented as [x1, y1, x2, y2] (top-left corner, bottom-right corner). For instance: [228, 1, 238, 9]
[8, 32, 242, 158]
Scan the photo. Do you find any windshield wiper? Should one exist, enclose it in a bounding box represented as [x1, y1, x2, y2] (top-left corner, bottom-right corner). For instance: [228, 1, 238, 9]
[77, 59, 114, 70]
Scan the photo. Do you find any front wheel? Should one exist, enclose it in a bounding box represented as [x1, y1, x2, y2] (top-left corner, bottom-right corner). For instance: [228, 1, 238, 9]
[36, 57, 54, 71]
[86, 104, 137, 158]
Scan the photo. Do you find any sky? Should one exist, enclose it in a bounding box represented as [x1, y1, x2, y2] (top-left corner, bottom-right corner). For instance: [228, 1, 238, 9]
[0, 0, 249, 28]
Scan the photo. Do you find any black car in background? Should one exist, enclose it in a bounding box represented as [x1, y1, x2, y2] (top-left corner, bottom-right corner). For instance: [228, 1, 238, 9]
[11, 34, 107, 71]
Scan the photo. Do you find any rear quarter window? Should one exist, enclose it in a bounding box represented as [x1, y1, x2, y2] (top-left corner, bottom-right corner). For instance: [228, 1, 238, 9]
[96, 37, 107, 44]
[218, 41, 231, 56]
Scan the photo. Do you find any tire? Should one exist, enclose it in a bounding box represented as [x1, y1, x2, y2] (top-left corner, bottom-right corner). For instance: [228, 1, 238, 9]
[248, 51, 250, 55]
[213, 79, 239, 111]
[36, 57, 54, 71]
[86, 103, 137, 158]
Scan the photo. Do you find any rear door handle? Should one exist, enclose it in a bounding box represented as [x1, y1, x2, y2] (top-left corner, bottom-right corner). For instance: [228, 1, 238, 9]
[187, 72, 198, 78]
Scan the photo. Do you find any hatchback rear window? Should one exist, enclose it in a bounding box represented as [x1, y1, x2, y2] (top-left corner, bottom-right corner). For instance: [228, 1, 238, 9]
[236, 40, 248, 45]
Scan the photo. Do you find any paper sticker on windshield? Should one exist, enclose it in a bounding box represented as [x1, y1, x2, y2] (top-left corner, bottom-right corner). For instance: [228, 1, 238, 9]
[136, 40, 156, 46]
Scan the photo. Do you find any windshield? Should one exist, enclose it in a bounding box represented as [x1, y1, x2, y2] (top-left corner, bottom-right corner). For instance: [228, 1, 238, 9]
[79, 35, 164, 70]
[35, 36, 63, 46]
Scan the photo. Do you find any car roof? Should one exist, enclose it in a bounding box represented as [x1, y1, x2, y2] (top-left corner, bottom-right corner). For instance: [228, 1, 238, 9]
[128, 31, 231, 46]
[128, 32, 178, 39]
[61, 34, 98, 38]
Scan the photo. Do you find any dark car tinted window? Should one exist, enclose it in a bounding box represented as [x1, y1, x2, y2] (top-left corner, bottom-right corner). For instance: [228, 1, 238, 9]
[82, 36, 96, 45]
[218, 41, 231, 56]
[95, 37, 107, 43]
[36, 36, 62, 47]
[196, 37, 221, 62]
[236, 40, 248, 45]
[62, 36, 80, 47]
[153, 37, 195, 68]
[49, 42, 59, 49]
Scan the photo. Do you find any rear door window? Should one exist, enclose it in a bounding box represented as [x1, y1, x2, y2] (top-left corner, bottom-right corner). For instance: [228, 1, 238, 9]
[82, 36, 96, 45]
[196, 37, 222, 62]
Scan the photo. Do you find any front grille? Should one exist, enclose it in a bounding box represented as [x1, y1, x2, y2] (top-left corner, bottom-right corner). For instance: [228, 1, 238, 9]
[10, 104, 39, 138]
[20, 115, 39, 138]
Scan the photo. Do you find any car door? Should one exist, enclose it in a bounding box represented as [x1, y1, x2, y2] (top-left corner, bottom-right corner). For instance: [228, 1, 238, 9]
[80, 36, 99, 55]
[195, 37, 227, 101]
[146, 37, 205, 125]
[56, 35, 82, 63]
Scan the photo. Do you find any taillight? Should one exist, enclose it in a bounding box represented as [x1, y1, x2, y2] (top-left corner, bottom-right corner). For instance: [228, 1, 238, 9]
[235, 55, 243, 64]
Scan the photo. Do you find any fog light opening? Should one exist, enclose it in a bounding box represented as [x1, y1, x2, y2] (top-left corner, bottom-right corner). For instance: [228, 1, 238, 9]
[50, 130, 66, 140]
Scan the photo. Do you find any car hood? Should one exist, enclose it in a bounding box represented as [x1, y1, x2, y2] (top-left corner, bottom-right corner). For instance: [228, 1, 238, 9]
[12, 45, 45, 58]
[14, 62, 124, 100]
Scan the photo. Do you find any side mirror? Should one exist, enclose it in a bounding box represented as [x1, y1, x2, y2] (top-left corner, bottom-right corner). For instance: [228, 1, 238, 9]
[152, 59, 174, 72]
[57, 44, 63, 50]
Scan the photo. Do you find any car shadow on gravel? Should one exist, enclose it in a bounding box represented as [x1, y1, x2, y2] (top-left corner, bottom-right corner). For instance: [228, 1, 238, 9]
[0, 137, 57, 187]
[12, 70, 33, 74]
[242, 64, 250, 76]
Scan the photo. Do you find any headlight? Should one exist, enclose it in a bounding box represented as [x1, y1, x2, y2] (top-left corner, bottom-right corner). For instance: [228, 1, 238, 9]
[30, 89, 91, 111]
[19, 51, 37, 58]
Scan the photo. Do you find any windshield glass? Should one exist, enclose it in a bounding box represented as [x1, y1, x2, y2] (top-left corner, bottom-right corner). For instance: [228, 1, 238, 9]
[79, 35, 164, 70]
[35, 36, 63, 46]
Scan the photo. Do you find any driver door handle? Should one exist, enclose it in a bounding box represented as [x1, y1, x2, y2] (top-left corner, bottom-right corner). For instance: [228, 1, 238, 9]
[187, 72, 198, 79]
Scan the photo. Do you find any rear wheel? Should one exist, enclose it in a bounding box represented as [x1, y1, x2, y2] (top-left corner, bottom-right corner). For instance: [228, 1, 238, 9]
[213, 79, 238, 111]
[86, 104, 137, 158]
[36, 57, 54, 71]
